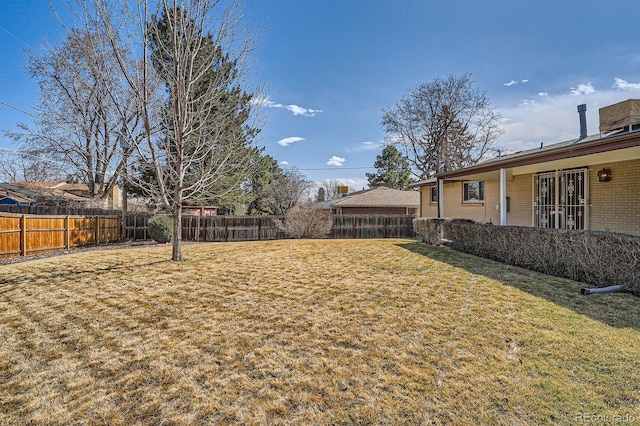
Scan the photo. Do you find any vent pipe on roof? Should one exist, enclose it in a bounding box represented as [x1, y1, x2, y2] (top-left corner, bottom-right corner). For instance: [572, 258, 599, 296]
[577, 104, 588, 140]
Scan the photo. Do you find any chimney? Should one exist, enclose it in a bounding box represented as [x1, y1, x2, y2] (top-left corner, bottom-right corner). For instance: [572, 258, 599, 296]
[577, 104, 587, 140]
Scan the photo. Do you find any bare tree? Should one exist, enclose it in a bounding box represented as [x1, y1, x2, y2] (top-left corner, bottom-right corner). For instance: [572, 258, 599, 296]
[0, 150, 65, 182]
[275, 202, 333, 239]
[263, 168, 311, 215]
[71, 0, 265, 260]
[382, 73, 503, 178]
[5, 26, 136, 203]
[319, 179, 347, 200]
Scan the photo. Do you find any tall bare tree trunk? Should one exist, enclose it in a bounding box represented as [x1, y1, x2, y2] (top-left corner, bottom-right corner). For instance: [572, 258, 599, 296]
[172, 202, 182, 261]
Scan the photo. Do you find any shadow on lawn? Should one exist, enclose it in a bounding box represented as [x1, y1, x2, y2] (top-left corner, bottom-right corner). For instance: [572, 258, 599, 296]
[0, 259, 171, 290]
[398, 241, 640, 330]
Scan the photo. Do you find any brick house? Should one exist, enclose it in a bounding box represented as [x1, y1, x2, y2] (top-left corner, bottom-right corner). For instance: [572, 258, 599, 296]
[412, 99, 640, 236]
[319, 183, 420, 215]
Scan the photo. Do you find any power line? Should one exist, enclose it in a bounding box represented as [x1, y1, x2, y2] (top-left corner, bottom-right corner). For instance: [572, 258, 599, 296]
[0, 146, 72, 168]
[290, 166, 375, 171]
[0, 100, 36, 119]
[0, 24, 33, 49]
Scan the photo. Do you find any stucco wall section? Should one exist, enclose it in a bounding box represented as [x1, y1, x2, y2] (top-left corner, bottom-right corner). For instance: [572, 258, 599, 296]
[441, 181, 500, 224]
[420, 186, 439, 218]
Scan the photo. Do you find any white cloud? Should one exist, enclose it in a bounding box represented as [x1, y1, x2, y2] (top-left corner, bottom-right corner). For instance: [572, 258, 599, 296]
[326, 156, 346, 167]
[497, 79, 634, 153]
[250, 95, 271, 107]
[277, 136, 305, 147]
[280, 160, 289, 165]
[613, 78, 640, 91]
[570, 83, 596, 96]
[346, 141, 382, 153]
[266, 101, 323, 117]
[504, 79, 528, 87]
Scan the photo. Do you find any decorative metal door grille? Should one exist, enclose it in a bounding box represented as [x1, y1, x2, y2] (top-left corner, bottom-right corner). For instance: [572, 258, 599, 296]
[534, 169, 587, 230]
[534, 172, 556, 229]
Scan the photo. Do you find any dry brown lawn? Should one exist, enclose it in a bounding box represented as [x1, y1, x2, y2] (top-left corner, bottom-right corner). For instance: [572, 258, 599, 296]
[0, 239, 639, 425]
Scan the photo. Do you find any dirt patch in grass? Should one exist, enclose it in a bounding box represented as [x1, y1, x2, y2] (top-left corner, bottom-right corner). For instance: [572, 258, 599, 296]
[1, 239, 639, 425]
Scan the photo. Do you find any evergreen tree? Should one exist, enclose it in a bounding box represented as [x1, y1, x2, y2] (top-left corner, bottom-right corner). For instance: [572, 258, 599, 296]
[366, 145, 414, 190]
[317, 187, 326, 202]
[245, 155, 281, 215]
[148, 6, 261, 211]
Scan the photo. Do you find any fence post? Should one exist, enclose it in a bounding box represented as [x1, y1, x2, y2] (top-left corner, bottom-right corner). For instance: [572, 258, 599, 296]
[20, 214, 27, 257]
[65, 215, 70, 249]
[352, 216, 356, 239]
[203, 215, 207, 241]
[95, 216, 100, 245]
[383, 216, 388, 238]
[258, 217, 262, 241]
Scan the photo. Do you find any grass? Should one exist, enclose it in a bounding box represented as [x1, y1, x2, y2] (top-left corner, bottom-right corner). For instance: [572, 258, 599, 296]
[0, 239, 639, 425]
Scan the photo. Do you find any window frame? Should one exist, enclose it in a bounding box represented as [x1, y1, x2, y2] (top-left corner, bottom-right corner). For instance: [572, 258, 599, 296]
[462, 181, 484, 203]
[429, 186, 438, 204]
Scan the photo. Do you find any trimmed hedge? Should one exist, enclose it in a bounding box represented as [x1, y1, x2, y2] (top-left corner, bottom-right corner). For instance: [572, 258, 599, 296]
[414, 217, 640, 296]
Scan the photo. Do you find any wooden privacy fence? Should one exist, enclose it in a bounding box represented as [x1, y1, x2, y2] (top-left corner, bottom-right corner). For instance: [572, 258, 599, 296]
[125, 215, 286, 242]
[0, 213, 121, 258]
[330, 215, 415, 239]
[125, 214, 415, 242]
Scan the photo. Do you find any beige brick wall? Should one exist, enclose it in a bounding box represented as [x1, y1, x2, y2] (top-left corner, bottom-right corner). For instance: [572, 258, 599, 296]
[507, 174, 533, 226]
[589, 159, 640, 235]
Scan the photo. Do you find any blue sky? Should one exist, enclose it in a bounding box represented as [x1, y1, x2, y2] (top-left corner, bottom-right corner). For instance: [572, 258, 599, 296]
[1, 1, 640, 191]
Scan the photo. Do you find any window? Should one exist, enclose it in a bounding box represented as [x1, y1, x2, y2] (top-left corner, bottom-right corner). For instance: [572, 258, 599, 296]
[463, 181, 484, 203]
[430, 186, 438, 203]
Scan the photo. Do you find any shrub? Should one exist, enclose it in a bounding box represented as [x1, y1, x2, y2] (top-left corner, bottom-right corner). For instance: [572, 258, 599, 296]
[432, 220, 640, 296]
[276, 205, 333, 239]
[147, 216, 173, 243]
[414, 217, 473, 245]
[413, 217, 445, 245]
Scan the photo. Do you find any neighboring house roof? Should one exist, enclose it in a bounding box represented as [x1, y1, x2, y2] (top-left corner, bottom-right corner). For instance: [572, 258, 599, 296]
[0, 181, 90, 203]
[59, 183, 91, 192]
[324, 186, 420, 208]
[0, 187, 36, 204]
